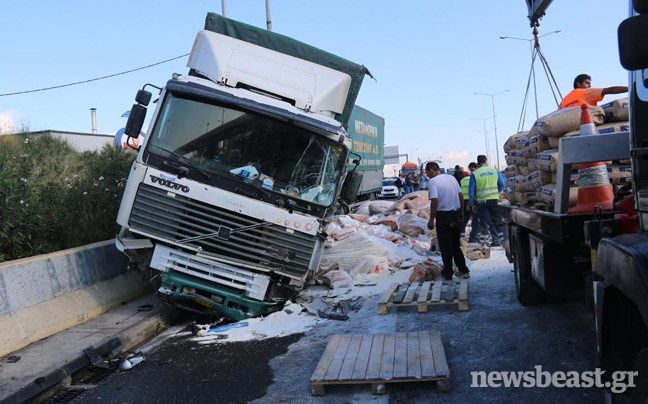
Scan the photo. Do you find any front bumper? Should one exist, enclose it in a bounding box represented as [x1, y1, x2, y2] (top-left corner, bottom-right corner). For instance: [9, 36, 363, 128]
[158, 271, 280, 321]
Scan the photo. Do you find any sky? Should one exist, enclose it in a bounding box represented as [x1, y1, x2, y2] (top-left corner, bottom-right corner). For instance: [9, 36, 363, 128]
[0, 1, 630, 170]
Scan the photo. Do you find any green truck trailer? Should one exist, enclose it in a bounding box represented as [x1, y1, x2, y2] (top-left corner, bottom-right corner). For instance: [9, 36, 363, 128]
[347, 105, 385, 200]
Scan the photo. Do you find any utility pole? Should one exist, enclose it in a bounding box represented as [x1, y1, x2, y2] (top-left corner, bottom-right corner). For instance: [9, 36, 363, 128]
[475, 90, 509, 170]
[471, 117, 493, 163]
[265, 0, 273, 31]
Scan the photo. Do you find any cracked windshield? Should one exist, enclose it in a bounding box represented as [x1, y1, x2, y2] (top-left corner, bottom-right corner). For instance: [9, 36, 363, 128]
[147, 93, 346, 206]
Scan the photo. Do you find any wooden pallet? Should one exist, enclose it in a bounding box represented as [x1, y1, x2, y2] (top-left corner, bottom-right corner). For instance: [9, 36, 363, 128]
[378, 279, 469, 314]
[310, 331, 451, 396]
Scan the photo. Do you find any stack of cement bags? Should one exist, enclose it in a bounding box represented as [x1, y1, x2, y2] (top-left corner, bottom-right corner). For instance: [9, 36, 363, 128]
[503, 99, 631, 209]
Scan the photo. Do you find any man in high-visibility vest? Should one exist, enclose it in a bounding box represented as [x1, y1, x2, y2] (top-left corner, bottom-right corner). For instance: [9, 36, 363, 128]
[469, 155, 505, 246]
[460, 162, 477, 240]
[559, 74, 627, 110]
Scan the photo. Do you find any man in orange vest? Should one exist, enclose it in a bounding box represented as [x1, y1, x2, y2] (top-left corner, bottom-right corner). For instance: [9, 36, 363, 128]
[559, 74, 628, 109]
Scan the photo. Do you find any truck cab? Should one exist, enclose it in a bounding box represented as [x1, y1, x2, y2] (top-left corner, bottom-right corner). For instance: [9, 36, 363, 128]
[590, 2, 648, 401]
[115, 15, 370, 321]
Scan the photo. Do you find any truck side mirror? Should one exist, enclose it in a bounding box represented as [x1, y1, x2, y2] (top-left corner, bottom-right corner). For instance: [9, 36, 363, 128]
[124, 89, 153, 139]
[124, 104, 146, 138]
[618, 12, 648, 70]
[340, 171, 363, 204]
[135, 90, 152, 106]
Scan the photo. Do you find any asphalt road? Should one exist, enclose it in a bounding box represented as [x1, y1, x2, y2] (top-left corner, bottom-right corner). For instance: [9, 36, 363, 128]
[73, 250, 601, 404]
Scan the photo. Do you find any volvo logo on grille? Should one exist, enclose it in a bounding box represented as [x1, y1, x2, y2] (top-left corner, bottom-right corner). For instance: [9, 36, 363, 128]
[150, 175, 189, 192]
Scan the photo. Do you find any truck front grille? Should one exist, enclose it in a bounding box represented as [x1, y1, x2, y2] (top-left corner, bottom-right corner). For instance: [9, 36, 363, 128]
[129, 184, 317, 279]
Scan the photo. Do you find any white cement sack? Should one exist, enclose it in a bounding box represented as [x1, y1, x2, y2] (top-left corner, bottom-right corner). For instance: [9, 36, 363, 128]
[548, 136, 560, 149]
[504, 165, 521, 177]
[353, 201, 372, 215]
[530, 106, 605, 138]
[519, 164, 531, 176]
[368, 200, 394, 215]
[514, 132, 530, 150]
[607, 165, 632, 185]
[601, 98, 629, 122]
[530, 149, 559, 172]
[505, 188, 516, 204]
[562, 121, 630, 140]
[513, 175, 527, 192]
[520, 171, 552, 192]
[321, 270, 353, 289]
[536, 183, 579, 207]
[552, 170, 580, 186]
[505, 151, 525, 166]
[505, 132, 528, 152]
[521, 135, 551, 158]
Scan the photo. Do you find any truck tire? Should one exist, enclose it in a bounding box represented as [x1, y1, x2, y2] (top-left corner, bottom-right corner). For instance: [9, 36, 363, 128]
[511, 226, 545, 306]
[339, 202, 350, 215]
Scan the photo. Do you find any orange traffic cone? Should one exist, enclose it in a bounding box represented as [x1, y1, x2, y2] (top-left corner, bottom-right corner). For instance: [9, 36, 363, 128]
[569, 105, 614, 214]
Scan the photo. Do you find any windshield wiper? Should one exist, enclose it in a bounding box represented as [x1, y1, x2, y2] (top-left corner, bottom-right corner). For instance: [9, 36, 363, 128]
[228, 173, 271, 199]
[151, 144, 211, 179]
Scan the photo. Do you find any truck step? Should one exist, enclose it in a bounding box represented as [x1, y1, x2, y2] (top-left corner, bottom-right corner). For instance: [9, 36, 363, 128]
[377, 280, 469, 314]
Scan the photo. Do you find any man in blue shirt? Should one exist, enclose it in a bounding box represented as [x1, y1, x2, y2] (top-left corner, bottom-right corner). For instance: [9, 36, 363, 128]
[468, 155, 505, 246]
[419, 170, 429, 191]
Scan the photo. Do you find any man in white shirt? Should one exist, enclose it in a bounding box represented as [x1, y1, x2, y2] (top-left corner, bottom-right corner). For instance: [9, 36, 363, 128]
[425, 161, 470, 281]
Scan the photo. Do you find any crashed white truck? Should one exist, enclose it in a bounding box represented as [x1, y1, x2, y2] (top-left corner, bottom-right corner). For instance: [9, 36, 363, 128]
[115, 13, 372, 321]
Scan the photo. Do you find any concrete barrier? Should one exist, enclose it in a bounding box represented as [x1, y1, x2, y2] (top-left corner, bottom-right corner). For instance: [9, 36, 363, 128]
[0, 240, 151, 357]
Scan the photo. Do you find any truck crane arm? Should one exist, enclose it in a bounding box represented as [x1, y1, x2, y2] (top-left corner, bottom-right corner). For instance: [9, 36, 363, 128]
[527, 0, 554, 27]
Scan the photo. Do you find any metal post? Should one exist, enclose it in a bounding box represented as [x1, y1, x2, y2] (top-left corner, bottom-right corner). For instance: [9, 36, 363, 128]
[90, 108, 97, 134]
[265, 0, 273, 31]
[221, 0, 227, 17]
[482, 120, 490, 162]
[475, 90, 508, 170]
[490, 97, 501, 171]
[471, 117, 492, 163]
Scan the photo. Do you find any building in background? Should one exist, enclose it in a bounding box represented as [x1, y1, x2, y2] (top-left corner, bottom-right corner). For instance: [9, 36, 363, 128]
[383, 145, 400, 177]
[18, 130, 114, 152]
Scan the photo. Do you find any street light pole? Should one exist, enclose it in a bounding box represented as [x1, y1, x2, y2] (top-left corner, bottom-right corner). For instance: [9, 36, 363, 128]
[410, 148, 418, 164]
[475, 90, 509, 170]
[265, 0, 273, 31]
[471, 117, 492, 163]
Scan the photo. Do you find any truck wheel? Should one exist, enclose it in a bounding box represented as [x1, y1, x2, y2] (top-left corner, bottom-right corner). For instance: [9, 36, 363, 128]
[632, 348, 648, 403]
[339, 202, 350, 215]
[512, 227, 545, 306]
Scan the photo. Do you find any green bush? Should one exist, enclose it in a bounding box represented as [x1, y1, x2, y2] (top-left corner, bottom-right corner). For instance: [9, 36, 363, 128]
[0, 134, 135, 262]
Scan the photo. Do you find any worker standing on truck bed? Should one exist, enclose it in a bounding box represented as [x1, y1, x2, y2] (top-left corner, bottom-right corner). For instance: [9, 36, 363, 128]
[559, 74, 628, 109]
[469, 155, 505, 247]
[425, 161, 470, 280]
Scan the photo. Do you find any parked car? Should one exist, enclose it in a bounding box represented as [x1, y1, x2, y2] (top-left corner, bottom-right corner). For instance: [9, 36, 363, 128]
[379, 178, 400, 198]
